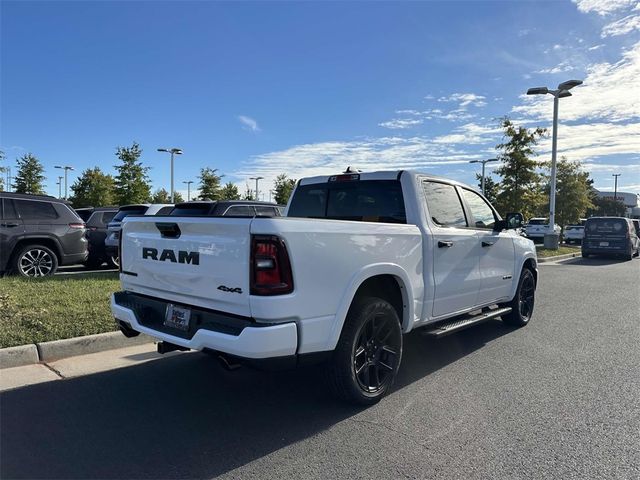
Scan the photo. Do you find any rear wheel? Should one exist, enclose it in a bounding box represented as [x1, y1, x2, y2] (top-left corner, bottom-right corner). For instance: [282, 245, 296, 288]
[326, 297, 402, 405]
[13, 244, 59, 277]
[501, 268, 535, 327]
[109, 254, 119, 269]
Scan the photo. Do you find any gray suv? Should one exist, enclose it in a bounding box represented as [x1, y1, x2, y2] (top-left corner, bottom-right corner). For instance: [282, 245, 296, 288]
[0, 192, 88, 277]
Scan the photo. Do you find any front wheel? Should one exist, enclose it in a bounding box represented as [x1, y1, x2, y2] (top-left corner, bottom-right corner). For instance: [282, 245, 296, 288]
[326, 297, 403, 405]
[13, 245, 59, 277]
[501, 268, 535, 327]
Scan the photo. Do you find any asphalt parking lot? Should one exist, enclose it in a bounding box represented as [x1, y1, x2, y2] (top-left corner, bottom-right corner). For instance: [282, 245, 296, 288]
[1, 256, 639, 479]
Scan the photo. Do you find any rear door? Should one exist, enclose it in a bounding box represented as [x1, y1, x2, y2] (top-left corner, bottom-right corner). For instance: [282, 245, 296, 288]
[422, 180, 482, 318]
[584, 218, 630, 252]
[0, 199, 25, 270]
[459, 187, 515, 305]
[120, 216, 253, 316]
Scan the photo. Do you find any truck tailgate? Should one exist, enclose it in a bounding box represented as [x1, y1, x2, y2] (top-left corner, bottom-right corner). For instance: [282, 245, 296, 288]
[119, 216, 252, 317]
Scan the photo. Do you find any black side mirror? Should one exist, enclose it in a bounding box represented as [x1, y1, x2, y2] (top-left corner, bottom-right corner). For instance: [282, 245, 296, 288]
[493, 219, 508, 231]
[506, 212, 524, 229]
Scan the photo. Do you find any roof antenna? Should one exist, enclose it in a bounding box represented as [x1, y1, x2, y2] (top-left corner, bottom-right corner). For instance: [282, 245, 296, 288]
[343, 166, 361, 173]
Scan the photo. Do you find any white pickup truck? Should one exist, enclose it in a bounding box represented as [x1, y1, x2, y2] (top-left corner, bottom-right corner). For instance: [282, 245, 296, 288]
[112, 170, 537, 404]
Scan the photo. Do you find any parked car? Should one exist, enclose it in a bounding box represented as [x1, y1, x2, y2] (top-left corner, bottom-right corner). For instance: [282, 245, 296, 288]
[80, 207, 118, 268]
[112, 170, 537, 405]
[105, 204, 174, 266]
[582, 217, 640, 260]
[74, 207, 95, 222]
[632, 219, 640, 237]
[563, 225, 585, 244]
[0, 192, 88, 277]
[168, 200, 282, 217]
[525, 218, 561, 242]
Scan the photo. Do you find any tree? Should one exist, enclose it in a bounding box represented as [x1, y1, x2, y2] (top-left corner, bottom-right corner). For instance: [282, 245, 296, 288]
[587, 196, 626, 217]
[113, 142, 151, 205]
[68, 168, 116, 207]
[243, 183, 255, 200]
[13, 153, 46, 195]
[220, 182, 240, 200]
[475, 173, 499, 205]
[198, 168, 223, 200]
[151, 188, 183, 204]
[542, 158, 593, 229]
[273, 174, 297, 205]
[493, 118, 547, 220]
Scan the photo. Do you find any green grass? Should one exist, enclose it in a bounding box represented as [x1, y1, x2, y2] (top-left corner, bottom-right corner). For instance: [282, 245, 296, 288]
[0, 272, 121, 348]
[536, 245, 581, 258]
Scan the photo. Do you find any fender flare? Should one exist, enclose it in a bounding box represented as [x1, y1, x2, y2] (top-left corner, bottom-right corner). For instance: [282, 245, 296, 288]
[325, 263, 415, 351]
[509, 253, 538, 299]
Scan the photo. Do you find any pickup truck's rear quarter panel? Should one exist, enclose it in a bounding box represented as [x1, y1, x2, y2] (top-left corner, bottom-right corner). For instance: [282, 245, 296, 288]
[120, 217, 252, 317]
[250, 217, 424, 352]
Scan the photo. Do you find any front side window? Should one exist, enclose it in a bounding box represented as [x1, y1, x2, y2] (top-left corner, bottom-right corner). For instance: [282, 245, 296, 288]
[461, 188, 497, 229]
[15, 200, 58, 220]
[422, 181, 467, 227]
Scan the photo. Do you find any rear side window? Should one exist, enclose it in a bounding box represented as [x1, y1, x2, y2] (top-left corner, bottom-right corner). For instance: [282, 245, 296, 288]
[14, 200, 58, 220]
[423, 181, 467, 227]
[224, 205, 255, 216]
[170, 204, 215, 216]
[155, 206, 174, 215]
[460, 188, 497, 229]
[112, 206, 148, 222]
[586, 218, 628, 235]
[2, 199, 18, 220]
[255, 206, 279, 216]
[288, 180, 406, 224]
[101, 211, 116, 224]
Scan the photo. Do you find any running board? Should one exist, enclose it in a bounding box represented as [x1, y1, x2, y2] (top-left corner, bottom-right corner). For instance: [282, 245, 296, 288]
[421, 307, 512, 338]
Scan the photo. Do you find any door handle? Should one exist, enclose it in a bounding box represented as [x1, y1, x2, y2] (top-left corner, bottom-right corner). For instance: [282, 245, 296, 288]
[482, 241, 495, 247]
[0, 222, 19, 228]
[438, 240, 454, 248]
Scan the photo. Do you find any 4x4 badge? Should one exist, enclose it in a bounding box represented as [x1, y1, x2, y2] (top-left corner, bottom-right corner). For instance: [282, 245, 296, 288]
[217, 285, 243, 294]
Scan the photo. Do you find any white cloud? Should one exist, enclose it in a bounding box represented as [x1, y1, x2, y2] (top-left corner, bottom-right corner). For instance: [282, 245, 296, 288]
[237, 115, 261, 132]
[378, 118, 423, 129]
[601, 13, 640, 36]
[438, 93, 487, 108]
[535, 61, 576, 74]
[514, 41, 640, 122]
[588, 44, 606, 50]
[573, 0, 635, 16]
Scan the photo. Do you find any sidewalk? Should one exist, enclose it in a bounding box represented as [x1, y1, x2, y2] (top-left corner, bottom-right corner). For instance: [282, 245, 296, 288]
[0, 343, 184, 392]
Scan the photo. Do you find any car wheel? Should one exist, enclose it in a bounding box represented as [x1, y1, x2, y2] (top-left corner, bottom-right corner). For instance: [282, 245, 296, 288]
[13, 245, 59, 277]
[326, 296, 403, 405]
[108, 254, 119, 269]
[501, 268, 535, 327]
[625, 248, 633, 261]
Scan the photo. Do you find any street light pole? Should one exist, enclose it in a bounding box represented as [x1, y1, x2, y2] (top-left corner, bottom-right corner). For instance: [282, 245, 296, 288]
[157, 148, 183, 203]
[249, 176, 264, 201]
[612, 174, 621, 203]
[54, 165, 74, 200]
[527, 79, 582, 249]
[57, 176, 63, 198]
[469, 158, 498, 195]
[182, 180, 194, 201]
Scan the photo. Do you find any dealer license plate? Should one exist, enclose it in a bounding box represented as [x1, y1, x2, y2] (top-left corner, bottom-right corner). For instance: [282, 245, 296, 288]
[164, 304, 191, 331]
[599, 242, 609, 247]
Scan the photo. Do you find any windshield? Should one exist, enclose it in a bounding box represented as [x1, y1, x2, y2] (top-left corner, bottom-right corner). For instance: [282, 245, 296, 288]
[112, 206, 148, 222]
[288, 180, 406, 224]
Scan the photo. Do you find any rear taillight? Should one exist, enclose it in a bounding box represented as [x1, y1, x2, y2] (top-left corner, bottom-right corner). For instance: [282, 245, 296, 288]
[250, 235, 294, 295]
[69, 223, 85, 229]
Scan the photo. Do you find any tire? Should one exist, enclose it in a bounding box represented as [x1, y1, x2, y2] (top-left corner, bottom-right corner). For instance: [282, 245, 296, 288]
[109, 254, 119, 269]
[501, 268, 535, 327]
[325, 296, 403, 405]
[625, 248, 633, 261]
[12, 244, 59, 277]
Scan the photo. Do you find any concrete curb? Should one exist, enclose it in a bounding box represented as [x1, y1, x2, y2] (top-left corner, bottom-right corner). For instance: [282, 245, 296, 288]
[538, 252, 579, 263]
[1, 331, 154, 369]
[0, 344, 40, 369]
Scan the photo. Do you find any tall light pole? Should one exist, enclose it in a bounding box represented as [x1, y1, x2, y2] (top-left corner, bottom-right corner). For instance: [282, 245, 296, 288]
[6, 166, 11, 192]
[54, 165, 74, 200]
[612, 173, 621, 203]
[469, 158, 498, 195]
[157, 148, 183, 203]
[182, 180, 194, 201]
[56, 176, 63, 199]
[527, 79, 583, 249]
[249, 176, 264, 201]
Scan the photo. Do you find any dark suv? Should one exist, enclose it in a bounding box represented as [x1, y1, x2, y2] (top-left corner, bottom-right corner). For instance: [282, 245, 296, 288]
[582, 217, 639, 261]
[0, 192, 88, 277]
[76, 207, 118, 269]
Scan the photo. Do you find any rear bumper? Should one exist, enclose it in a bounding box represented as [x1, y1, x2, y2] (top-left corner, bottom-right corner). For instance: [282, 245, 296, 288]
[111, 292, 298, 359]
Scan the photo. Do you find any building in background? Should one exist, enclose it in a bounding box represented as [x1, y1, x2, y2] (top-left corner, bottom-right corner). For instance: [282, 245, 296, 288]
[595, 190, 640, 219]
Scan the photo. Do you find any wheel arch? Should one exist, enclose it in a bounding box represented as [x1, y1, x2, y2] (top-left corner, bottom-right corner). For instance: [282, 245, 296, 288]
[10, 237, 63, 266]
[326, 264, 415, 351]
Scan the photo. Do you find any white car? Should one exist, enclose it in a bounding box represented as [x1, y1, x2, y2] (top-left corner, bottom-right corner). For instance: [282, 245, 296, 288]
[563, 225, 585, 244]
[104, 204, 174, 265]
[525, 218, 561, 241]
[112, 170, 537, 404]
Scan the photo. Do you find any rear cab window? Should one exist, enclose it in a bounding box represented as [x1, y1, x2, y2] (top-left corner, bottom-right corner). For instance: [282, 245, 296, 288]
[288, 180, 406, 224]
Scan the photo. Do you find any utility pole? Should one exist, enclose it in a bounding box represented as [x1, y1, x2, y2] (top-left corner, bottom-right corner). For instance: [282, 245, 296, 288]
[612, 174, 621, 203]
[57, 176, 63, 198]
[157, 148, 183, 203]
[54, 165, 74, 200]
[182, 180, 194, 201]
[6, 167, 11, 192]
[249, 176, 264, 201]
[469, 158, 498, 195]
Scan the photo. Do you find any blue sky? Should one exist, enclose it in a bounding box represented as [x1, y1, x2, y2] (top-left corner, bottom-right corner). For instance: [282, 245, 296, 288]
[1, 0, 639, 200]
